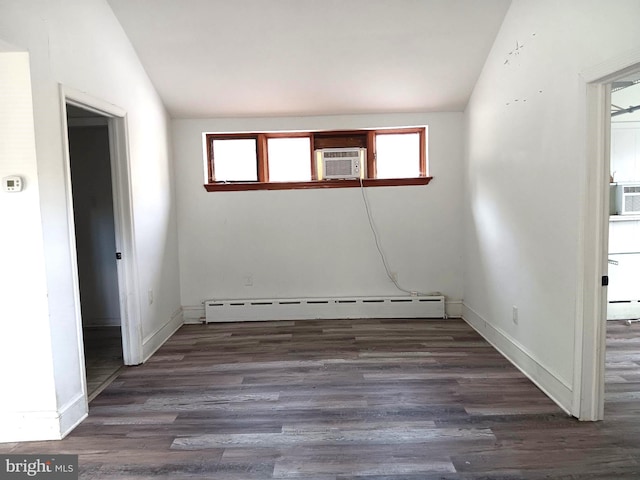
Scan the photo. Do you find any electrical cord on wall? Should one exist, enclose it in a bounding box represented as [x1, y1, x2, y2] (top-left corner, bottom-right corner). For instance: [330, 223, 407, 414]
[358, 177, 441, 297]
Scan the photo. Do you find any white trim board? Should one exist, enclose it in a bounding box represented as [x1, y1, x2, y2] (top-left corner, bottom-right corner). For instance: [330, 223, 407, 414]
[445, 300, 463, 318]
[58, 85, 142, 442]
[183, 305, 205, 324]
[0, 392, 88, 442]
[0, 410, 65, 443]
[142, 308, 184, 362]
[58, 392, 88, 440]
[462, 304, 573, 416]
[60, 84, 143, 367]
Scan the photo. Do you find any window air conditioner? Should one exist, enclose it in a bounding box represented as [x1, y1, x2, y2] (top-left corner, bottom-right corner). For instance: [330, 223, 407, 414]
[320, 148, 365, 179]
[616, 184, 640, 214]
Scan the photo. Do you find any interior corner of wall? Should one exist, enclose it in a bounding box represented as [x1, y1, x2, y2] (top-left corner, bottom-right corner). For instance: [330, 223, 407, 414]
[462, 303, 574, 416]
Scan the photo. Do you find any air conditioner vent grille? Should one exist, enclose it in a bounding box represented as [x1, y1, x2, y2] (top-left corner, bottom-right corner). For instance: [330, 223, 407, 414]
[325, 159, 355, 177]
[324, 150, 360, 159]
[625, 195, 640, 212]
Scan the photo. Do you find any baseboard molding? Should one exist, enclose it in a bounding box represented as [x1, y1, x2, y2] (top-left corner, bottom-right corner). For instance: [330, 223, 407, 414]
[462, 304, 574, 416]
[0, 410, 64, 443]
[142, 307, 184, 362]
[445, 300, 463, 318]
[183, 305, 205, 324]
[58, 392, 87, 439]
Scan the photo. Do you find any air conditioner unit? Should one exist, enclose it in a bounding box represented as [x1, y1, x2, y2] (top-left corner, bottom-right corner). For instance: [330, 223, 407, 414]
[616, 184, 640, 214]
[320, 148, 365, 179]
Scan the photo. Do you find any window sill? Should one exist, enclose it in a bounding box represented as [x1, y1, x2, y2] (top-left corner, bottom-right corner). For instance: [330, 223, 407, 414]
[203, 177, 432, 192]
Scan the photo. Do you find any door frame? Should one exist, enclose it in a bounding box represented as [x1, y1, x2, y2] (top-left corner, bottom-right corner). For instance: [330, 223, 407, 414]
[60, 85, 143, 384]
[577, 52, 640, 420]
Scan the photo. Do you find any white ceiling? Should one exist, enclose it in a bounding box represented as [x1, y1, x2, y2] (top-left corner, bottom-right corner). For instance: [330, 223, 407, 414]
[107, 0, 511, 118]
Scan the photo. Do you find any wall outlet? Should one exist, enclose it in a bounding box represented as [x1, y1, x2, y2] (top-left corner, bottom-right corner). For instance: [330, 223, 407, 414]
[148, 289, 154, 305]
[512, 305, 518, 324]
[243, 275, 253, 287]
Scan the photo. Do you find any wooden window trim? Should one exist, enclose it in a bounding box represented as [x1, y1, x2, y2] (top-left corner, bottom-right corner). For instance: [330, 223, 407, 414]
[263, 133, 315, 182]
[373, 127, 427, 177]
[207, 133, 260, 184]
[204, 177, 432, 192]
[205, 127, 428, 191]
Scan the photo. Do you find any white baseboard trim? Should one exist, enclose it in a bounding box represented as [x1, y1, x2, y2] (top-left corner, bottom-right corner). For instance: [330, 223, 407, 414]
[445, 300, 463, 318]
[58, 392, 88, 439]
[183, 305, 205, 324]
[142, 307, 184, 362]
[0, 410, 63, 443]
[462, 304, 574, 416]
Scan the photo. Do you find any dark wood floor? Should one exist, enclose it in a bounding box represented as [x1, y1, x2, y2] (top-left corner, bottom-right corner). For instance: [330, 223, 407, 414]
[2, 318, 640, 479]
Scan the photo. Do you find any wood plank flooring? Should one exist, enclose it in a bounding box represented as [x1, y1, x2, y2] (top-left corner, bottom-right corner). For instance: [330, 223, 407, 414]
[2, 318, 640, 479]
[83, 326, 124, 401]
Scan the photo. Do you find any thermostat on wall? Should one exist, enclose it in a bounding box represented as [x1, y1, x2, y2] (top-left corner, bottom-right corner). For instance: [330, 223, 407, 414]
[3, 176, 24, 192]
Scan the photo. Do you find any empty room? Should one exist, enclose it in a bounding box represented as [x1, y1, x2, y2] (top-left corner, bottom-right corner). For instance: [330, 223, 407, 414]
[1, 0, 640, 478]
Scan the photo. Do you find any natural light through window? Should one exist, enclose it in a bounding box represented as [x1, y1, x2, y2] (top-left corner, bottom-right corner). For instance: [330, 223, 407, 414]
[375, 133, 421, 179]
[212, 138, 257, 181]
[204, 127, 428, 190]
[267, 137, 312, 182]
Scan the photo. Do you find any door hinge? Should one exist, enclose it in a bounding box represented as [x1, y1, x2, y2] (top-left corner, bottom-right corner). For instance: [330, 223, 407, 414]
[116, 252, 122, 260]
[602, 275, 609, 286]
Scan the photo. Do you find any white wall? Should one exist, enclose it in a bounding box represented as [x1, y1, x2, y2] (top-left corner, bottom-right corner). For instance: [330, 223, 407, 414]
[173, 113, 464, 320]
[0, 0, 181, 441]
[0, 50, 59, 441]
[463, 0, 640, 415]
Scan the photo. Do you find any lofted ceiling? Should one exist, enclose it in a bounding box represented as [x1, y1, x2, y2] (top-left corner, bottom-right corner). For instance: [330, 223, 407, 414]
[107, 0, 511, 118]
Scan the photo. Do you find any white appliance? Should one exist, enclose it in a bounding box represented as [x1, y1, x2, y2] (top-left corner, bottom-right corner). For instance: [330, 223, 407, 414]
[615, 184, 640, 214]
[320, 148, 365, 179]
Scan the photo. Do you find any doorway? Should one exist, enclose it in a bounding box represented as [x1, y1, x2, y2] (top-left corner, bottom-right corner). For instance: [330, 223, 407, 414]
[578, 58, 640, 421]
[607, 75, 640, 321]
[61, 86, 143, 408]
[604, 72, 640, 419]
[67, 104, 124, 400]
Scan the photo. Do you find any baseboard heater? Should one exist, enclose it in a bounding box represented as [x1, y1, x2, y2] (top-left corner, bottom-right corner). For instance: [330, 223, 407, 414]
[608, 299, 640, 320]
[204, 295, 445, 323]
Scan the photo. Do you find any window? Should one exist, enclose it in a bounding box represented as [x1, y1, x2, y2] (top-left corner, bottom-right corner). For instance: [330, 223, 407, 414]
[210, 138, 258, 182]
[205, 127, 429, 191]
[267, 137, 312, 182]
[375, 131, 422, 179]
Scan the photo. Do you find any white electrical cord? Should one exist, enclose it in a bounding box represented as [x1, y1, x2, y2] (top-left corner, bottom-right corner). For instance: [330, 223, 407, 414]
[358, 177, 441, 297]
